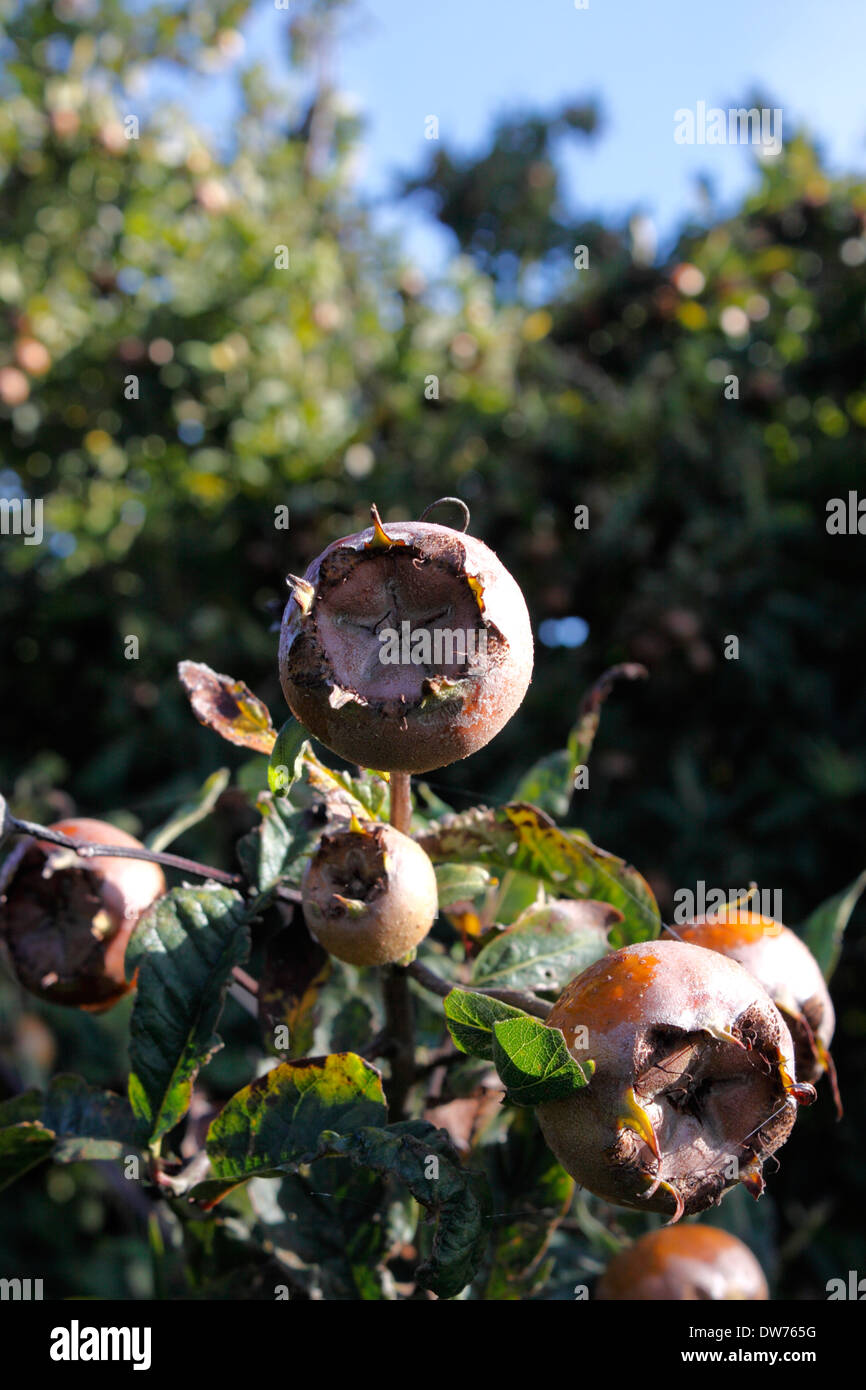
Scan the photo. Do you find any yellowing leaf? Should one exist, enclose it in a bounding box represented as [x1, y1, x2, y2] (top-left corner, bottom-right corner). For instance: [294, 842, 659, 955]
[178, 660, 277, 754]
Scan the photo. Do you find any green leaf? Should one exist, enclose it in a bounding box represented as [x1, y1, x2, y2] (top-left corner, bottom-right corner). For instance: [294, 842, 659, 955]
[418, 803, 659, 944]
[510, 665, 648, 815]
[248, 1122, 491, 1300]
[443, 987, 527, 1060]
[0, 1075, 139, 1163]
[249, 1161, 393, 1301]
[258, 916, 331, 1058]
[237, 794, 319, 893]
[565, 834, 660, 945]
[239, 754, 392, 895]
[472, 899, 620, 993]
[488, 870, 549, 929]
[329, 995, 375, 1053]
[482, 1109, 573, 1300]
[146, 767, 231, 852]
[203, 1054, 387, 1194]
[179, 1210, 294, 1301]
[127, 886, 250, 1145]
[434, 862, 496, 909]
[325, 1121, 492, 1300]
[800, 870, 866, 980]
[491, 1016, 594, 1105]
[303, 752, 389, 821]
[267, 719, 310, 798]
[510, 749, 573, 819]
[567, 664, 648, 769]
[0, 1124, 56, 1192]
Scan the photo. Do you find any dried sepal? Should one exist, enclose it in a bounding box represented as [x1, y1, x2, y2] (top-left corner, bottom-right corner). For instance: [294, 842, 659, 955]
[286, 574, 315, 616]
[364, 503, 407, 552]
[667, 912, 838, 1113]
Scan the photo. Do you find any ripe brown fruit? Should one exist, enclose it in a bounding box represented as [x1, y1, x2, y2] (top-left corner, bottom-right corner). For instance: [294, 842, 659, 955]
[0, 818, 166, 1011]
[597, 1224, 769, 1301]
[278, 504, 533, 773]
[665, 910, 839, 1112]
[536, 940, 813, 1222]
[301, 818, 438, 967]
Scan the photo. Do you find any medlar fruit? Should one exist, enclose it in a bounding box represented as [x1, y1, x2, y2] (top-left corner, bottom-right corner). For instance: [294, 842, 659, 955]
[536, 940, 814, 1222]
[597, 1224, 768, 1301]
[301, 818, 438, 966]
[0, 818, 166, 1011]
[278, 503, 533, 773]
[666, 910, 839, 1113]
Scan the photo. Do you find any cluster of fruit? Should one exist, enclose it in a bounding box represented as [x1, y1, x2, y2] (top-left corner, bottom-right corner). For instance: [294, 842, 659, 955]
[0, 504, 838, 1300]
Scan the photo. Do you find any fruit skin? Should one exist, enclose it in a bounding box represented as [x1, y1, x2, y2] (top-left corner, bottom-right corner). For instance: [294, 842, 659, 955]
[0, 818, 166, 1011]
[666, 912, 836, 1095]
[302, 821, 438, 967]
[279, 510, 533, 773]
[597, 1224, 768, 1301]
[536, 939, 809, 1222]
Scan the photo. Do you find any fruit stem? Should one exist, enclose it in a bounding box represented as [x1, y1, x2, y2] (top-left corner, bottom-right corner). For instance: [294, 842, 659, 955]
[381, 770, 416, 1119]
[3, 813, 244, 887]
[418, 496, 471, 531]
[389, 771, 412, 834]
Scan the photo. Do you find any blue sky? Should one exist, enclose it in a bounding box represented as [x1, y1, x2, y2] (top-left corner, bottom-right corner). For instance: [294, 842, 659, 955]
[155, 0, 866, 271]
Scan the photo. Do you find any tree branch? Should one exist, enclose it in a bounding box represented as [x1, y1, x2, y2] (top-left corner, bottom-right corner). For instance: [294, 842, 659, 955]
[232, 966, 259, 996]
[381, 965, 415, 1120]
[360, 1029, 394, 1061]
[2, 812, 243, 886]
[407, 959, 552, 1020]
[381, 770, 416, 1119]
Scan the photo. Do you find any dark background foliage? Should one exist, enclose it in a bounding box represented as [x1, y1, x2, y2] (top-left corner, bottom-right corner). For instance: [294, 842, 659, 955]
[1, 0, 864, 1298]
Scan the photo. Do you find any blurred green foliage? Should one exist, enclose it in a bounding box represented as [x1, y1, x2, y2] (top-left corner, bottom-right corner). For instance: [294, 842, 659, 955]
[1, 0, 865, 1300]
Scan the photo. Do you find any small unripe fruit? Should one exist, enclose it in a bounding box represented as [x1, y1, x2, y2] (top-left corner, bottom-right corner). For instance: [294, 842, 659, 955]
[279, 504, 533, 773]
[0, 819, 166, 1011]
[666, 911, 838, 1109]
[536, 940, 812, 1222]
[302, 819, 438, 966]
[597, 1224, 768, 1301]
